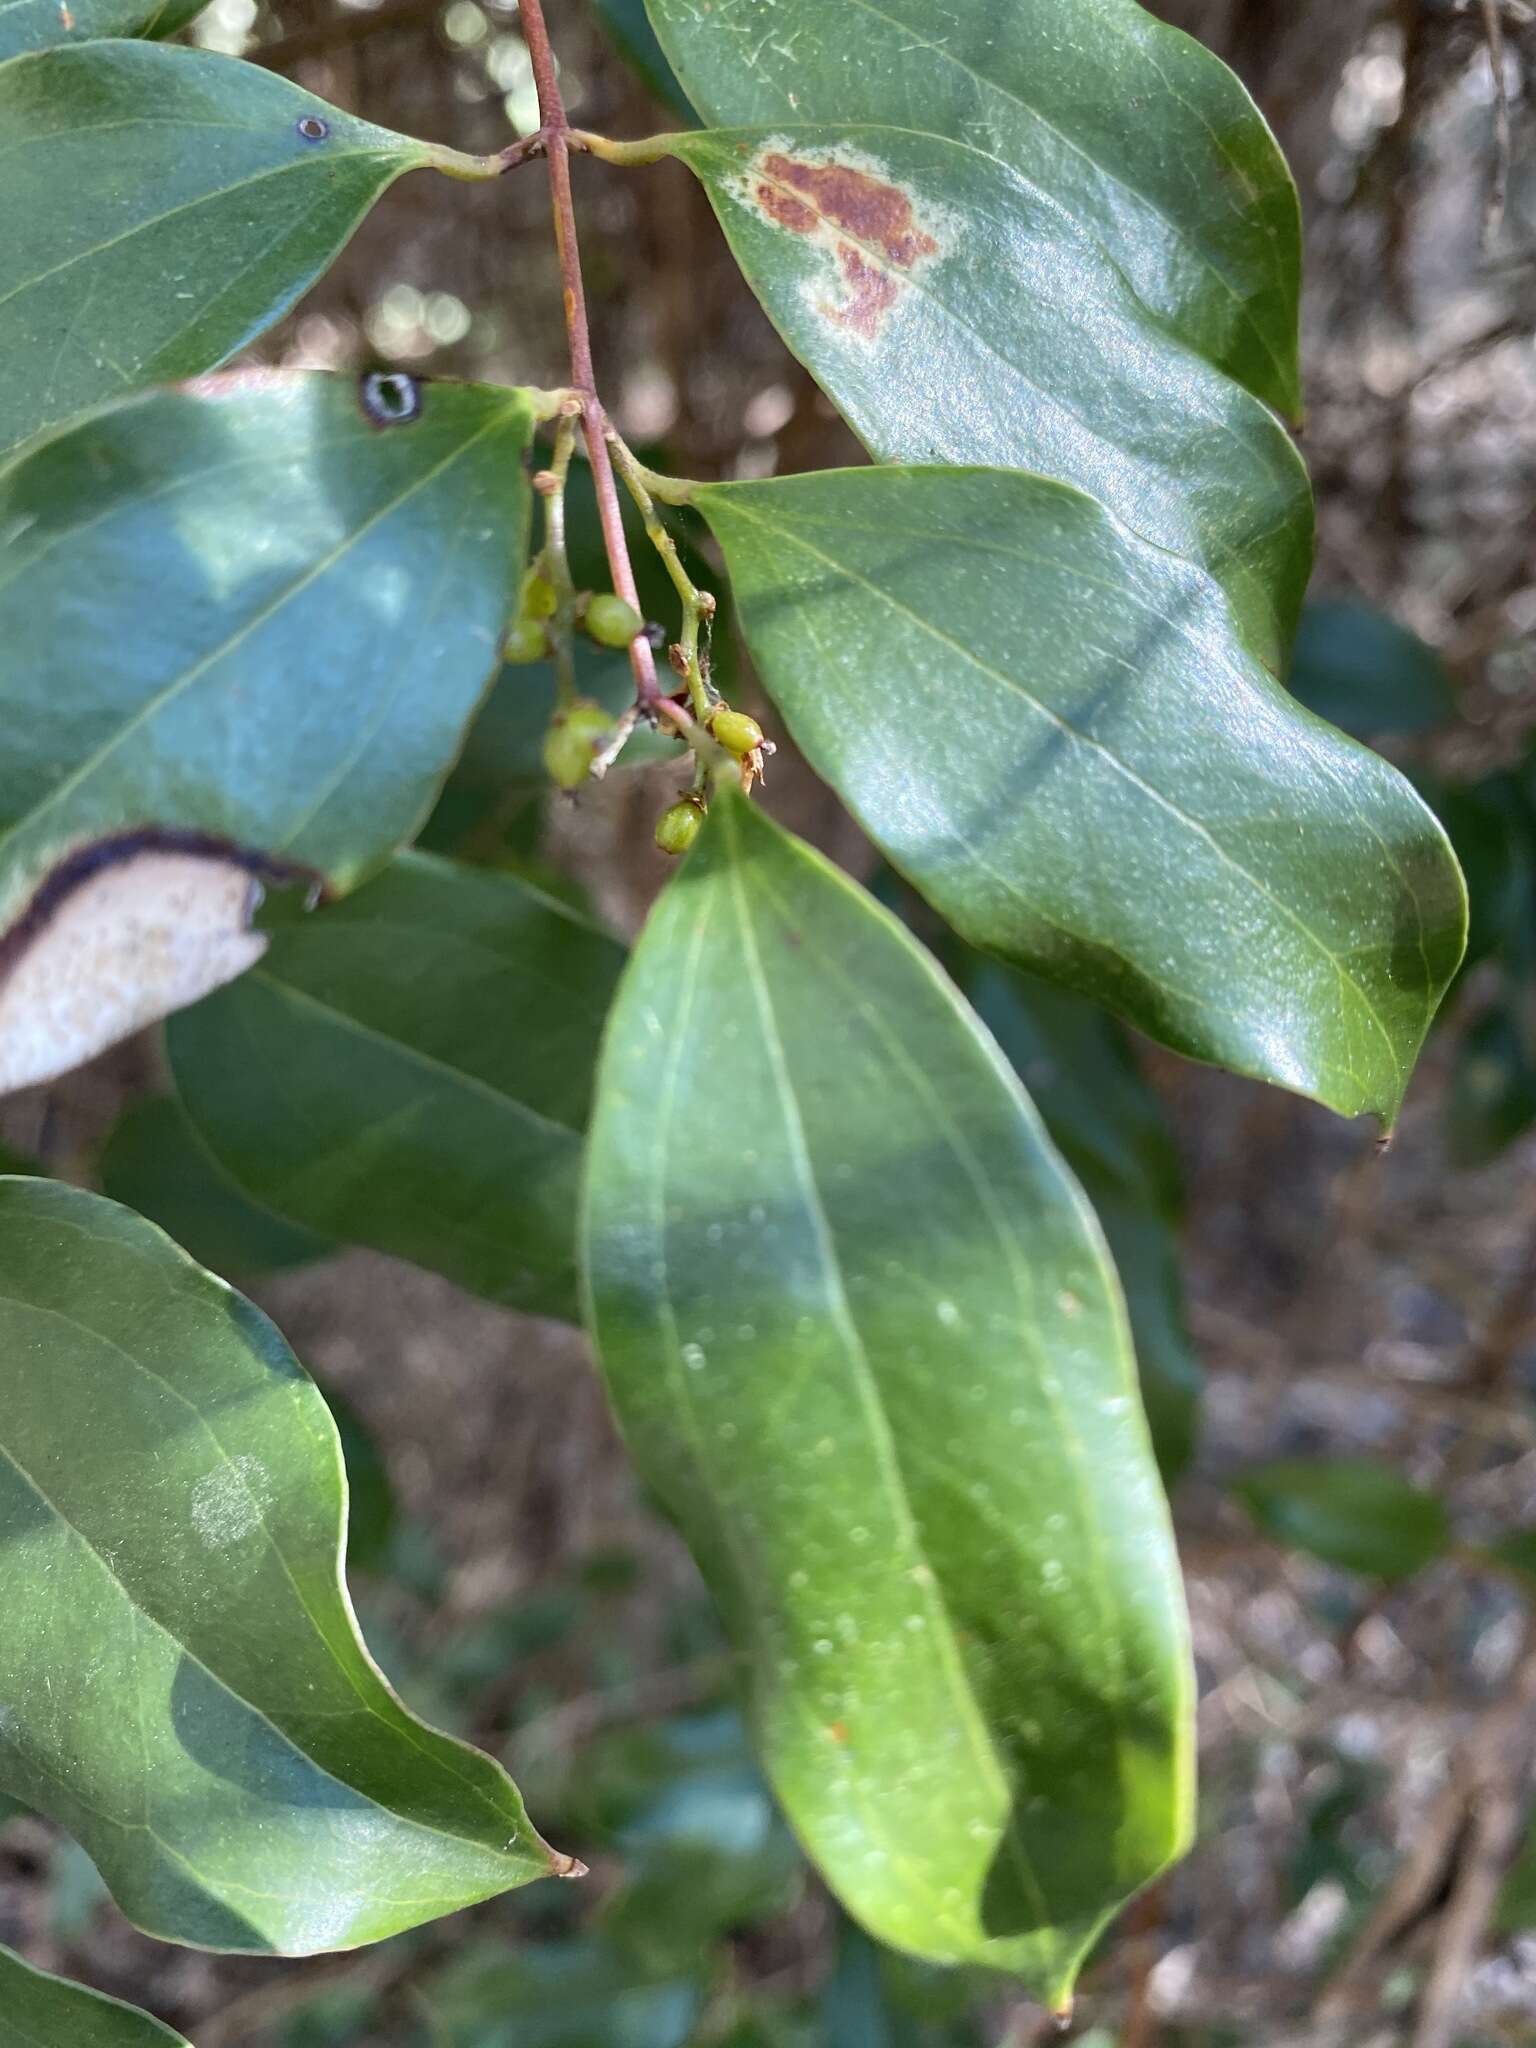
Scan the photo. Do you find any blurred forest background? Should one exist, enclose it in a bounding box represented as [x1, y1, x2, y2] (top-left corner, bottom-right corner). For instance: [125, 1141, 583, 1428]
[6, 0, 1536, 2042]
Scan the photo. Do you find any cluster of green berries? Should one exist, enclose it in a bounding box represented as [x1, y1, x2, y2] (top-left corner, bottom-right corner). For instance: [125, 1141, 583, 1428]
[651, 705, 769, 857]
[502, 571, 646, 669]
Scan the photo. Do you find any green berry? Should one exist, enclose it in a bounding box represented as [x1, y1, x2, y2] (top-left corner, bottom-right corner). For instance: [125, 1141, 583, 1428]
[521, 571, 558, 620]
[655, 799, 705, 856]
[584, 593, 645, 649]
[709, 707, 765, 758]
[542, 698, 612, 790]
[502, 617, 548, 665]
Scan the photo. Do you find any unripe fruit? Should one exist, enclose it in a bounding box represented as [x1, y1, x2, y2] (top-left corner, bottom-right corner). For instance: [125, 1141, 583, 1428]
[521, 572, 558, 620]
[655, 799, 705, 856]
[709, 707, 765, 758]
[542, 698, 611, 790]
[502, 617, 548, 665]
[584, 593, 645, 648]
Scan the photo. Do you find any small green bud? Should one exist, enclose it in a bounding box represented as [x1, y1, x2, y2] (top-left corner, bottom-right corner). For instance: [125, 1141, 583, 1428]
[584, 593, 645, 649]
[655, 799, 705, 856]
[502, 617, 548, 665]
[522, 571, 559, 620]
[542, 698, 612, 790]
[708, 707, 765, 758]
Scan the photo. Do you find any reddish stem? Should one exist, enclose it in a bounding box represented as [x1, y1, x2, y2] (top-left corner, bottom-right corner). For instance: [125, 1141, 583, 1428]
[518, 0, 663, 708]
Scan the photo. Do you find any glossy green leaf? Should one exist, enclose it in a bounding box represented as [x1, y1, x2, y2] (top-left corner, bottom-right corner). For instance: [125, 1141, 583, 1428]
[581, 791, 1192, 1999]
[0, 1945, 189, 2047]
[167, 853, 625, 1318]
[0, 1177, 569, 1953]
[1234, 1458, 1452, 1580]
[0, 41, 489, 455]
[957, 963, 1200, 1482]
[0, 0, 205, 62]
[694, 466, 1466, 1122]
[1286, 599, 1455, 738]
[644, 0, 1302, 418]
[0, 370, 532, 1092]
[100, 1095, 333, 1276]
[669, 127, 1308, 670]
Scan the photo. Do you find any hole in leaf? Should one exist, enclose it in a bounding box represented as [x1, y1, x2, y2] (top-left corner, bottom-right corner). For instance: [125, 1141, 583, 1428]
[358, 370, 425, 428]
[296, 115, 331, 142]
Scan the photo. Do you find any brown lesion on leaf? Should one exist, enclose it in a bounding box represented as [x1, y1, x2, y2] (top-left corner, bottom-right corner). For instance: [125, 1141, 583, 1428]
[0, 828, 319, 1098]
[744, 147, 942, 343]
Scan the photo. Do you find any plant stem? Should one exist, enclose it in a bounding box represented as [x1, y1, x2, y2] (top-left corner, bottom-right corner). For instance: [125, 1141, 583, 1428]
[570, 127, 682, 168]
[607, 435, 715, 720]
[518, 0, 664, 709]
[535, 408, 581, 705]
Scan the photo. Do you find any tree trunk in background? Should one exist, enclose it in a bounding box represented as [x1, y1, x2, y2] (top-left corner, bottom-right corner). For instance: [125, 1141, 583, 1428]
[1152, 0, 1381, 205]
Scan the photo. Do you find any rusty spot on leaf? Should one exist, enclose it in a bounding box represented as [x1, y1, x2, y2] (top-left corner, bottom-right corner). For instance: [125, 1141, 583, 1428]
[746, 147, 941, 343]
[760, 154, 938, 269]
[754, 179, 819, 237]
[828, 245, 900, 340]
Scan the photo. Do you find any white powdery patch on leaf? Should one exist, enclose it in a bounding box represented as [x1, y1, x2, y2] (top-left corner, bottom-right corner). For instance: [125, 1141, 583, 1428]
[0, 848, 270, 1094]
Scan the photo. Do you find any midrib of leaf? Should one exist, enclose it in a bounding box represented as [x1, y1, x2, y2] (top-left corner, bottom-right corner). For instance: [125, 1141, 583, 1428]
[0, 404, 520, 869]
[719, 803, 1051, 1931]
[248, 973, 584, 1142]
[729, 0, 1294, 401]
[638, 886, 939, 1915]
[748, 856, 1137, 1715]
[0, 143, 409, 315]
[0, 1223, 524, 1837]
[708, 492, 1407, 1085]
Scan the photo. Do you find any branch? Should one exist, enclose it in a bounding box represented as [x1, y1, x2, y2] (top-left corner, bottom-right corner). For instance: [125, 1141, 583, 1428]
[517, 0, 665, 709]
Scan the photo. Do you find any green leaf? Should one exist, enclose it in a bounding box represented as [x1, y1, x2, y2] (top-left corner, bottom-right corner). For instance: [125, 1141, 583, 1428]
[668, 126, 1308, 670]
[0, 370, 532, 1091]
[167, 853, 625, 1319]
[0, 1945, 190, 2047]
[1286, 599, 1455, 738]
[0, 41, 485, 455]
[0, 1177, 571, 1954]
[956, 965, 1200, 1482]
[100, 1095, 333, 1277]
[694, 466, 1466, 1123]
[581, 791, 1192, 2000]
[0, 0, 205, 62]
[644, 0, 1302, 418]
[1234, 1459, 1452, 1580]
